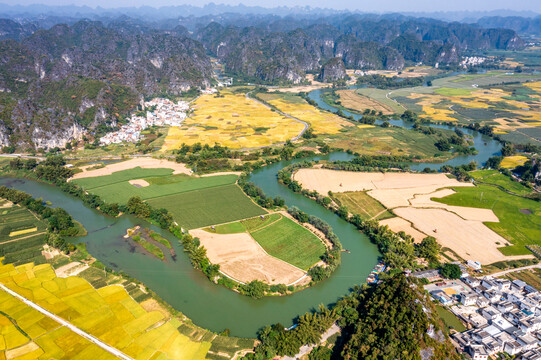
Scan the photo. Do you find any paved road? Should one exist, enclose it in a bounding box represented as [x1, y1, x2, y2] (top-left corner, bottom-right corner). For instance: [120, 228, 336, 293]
[0, 283, 134, 360]
[486, 263, 541, 278]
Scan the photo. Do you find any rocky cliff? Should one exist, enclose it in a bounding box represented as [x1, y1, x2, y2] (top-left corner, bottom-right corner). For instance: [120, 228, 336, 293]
[0, 20, 213, 150]
[318, 57, 347, 82]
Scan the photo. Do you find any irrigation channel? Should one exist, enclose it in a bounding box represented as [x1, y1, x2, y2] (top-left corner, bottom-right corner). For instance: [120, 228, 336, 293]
[0, 87, 501, 338]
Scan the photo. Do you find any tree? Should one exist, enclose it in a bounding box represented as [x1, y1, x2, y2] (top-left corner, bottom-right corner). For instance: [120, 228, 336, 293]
[382, 121, 390, 128]
[415, 236, 441, 263]
[401, 110, 417, 122]
[242, 280, 268, 299]
[440, 263, 461, 279]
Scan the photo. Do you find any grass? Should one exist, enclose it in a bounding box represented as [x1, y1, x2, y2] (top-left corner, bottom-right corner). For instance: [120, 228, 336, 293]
[334, 89, 395, 115]
[147, 184, 267, 230]
[204, 213, 282, 234]
[505, 268, 541, 290]
[434, 87, 473, 96]
[149, 232, 172, 249]
[435, 306, 466, 333]
[469, 170, 532, 196]
[132, 234, 165, 260]
[250, 216, 325, 270]
[0, 261, 213, 359]
[435, 184, 541, 249]
[73, 167, 174, 189]
[332, 191, 393, 221]
[75, 170, 238, 204]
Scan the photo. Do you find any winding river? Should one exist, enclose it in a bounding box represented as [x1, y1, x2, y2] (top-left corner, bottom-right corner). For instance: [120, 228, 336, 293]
[0, 87, 502, 338]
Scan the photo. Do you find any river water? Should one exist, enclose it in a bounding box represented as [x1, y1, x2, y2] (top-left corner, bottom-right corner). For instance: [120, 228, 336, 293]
[0, 87, 502, 338]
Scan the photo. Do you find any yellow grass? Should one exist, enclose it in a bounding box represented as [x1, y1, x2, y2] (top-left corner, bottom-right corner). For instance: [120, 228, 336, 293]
[8, 228, 37, 237]
[420, 105, 457, 121]
[0, 262, 211, 359]
[163, 92, 304, 150]
[500, 155, 528, 169]
[266, 97, 352, 134]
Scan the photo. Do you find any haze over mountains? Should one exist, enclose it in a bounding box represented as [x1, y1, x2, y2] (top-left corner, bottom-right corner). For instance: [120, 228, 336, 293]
[0, 3, 536, 150]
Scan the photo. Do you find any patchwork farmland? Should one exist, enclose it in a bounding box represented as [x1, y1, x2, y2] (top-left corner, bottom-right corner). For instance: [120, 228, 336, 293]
[0, 262, 211, 359]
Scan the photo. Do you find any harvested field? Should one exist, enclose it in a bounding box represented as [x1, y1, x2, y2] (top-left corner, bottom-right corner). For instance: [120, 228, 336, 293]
[293, 169, 471, 194]
[191, 229, 305, 285]
[71, 158, 192, 180]
[336, 89, 394, 115]
[332, 191, 393, 220]
[128, 179, 150, 187]
[392, 207, 527, 264]
[379, 217, 427, 243]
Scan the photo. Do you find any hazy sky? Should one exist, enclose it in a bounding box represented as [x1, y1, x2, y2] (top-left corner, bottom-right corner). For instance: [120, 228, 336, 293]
[6, 0, 541, 13]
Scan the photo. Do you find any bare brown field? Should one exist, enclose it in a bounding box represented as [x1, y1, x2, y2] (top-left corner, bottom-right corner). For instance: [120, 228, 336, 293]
[293, 169, 470, 194]
[190, 229, 305, 285]
[393, 207, 531, 264]
[379, 217, 427, 243]
[128, 179, 150, 187]
[336, 89, 394, 115]
[294, 168, 525, 264]
[71, 158, 192, 180]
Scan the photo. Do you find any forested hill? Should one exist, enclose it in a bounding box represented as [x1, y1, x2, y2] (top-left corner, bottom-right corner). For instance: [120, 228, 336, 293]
[477, 16, 541, 36]
[0, 20, 212, 150]
[195, 16, 524, 84]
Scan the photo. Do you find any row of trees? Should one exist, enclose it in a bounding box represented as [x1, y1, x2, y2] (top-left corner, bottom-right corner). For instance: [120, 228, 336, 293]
[0, 186, 78, 253]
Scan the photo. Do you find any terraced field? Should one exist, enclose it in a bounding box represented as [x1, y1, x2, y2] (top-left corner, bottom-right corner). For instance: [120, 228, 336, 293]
[0, 262, 211, 359]
[163, 90, 305, 150]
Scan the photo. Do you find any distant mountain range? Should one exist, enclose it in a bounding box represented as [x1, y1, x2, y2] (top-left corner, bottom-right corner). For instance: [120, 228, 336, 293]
[0, 9, 530, 150]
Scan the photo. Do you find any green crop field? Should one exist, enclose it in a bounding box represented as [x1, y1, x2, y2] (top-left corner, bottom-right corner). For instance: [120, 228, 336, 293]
[250, 216, 326, 270]
[75, 169, 238, 204]
[0, 203, 47, 266]
[470, 170, 533, 196]
[332, 191, 394, 221]
[73, 167, 174, 189]
[206, 213, 282, 234]
[435, 184, 541, 255]
[434, 87, 473, 96]
[147, 184, 267, 230]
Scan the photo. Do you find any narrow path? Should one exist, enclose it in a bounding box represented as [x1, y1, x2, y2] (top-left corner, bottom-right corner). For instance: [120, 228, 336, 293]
[0, 283, 134, 360]
[369, 209, 389, 221]
[0, 232, 46, 245]
[486, 263, 541, 278]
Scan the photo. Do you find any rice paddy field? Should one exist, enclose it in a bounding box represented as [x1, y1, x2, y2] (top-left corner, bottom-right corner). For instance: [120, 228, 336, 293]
[0, 262, 212, 360]
[162, 90, 305, 150]
[258, 92, 354, 134]
[0, 203, 47, 266]
[331, 191, 394, 221]
[147, 184, 267, 230]
[327, 125, 456, 161]
[435, 182, 541, 256]
[204, 213, 325, 270]
[335, 89, 395, 115]
[500, 155, 529, 169]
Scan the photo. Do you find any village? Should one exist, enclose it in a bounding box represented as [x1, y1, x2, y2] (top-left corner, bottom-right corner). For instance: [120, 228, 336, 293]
[416, 265, 541, 359]
[99, 97, 190, 145]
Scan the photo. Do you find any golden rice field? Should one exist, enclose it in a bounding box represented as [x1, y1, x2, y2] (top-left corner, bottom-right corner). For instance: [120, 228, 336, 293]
[261, 93, 353, 134]
[163, 92, 305, 150]
[408, 83, 541, 130]
[500, 155, 529, 169]
[8, 227, 37, 237]
[0, 261, 211, 360]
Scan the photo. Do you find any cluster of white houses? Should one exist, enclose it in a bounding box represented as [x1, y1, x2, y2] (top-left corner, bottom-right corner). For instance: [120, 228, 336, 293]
[432, 275, 541, 359]
[100, 98, 189, 145]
